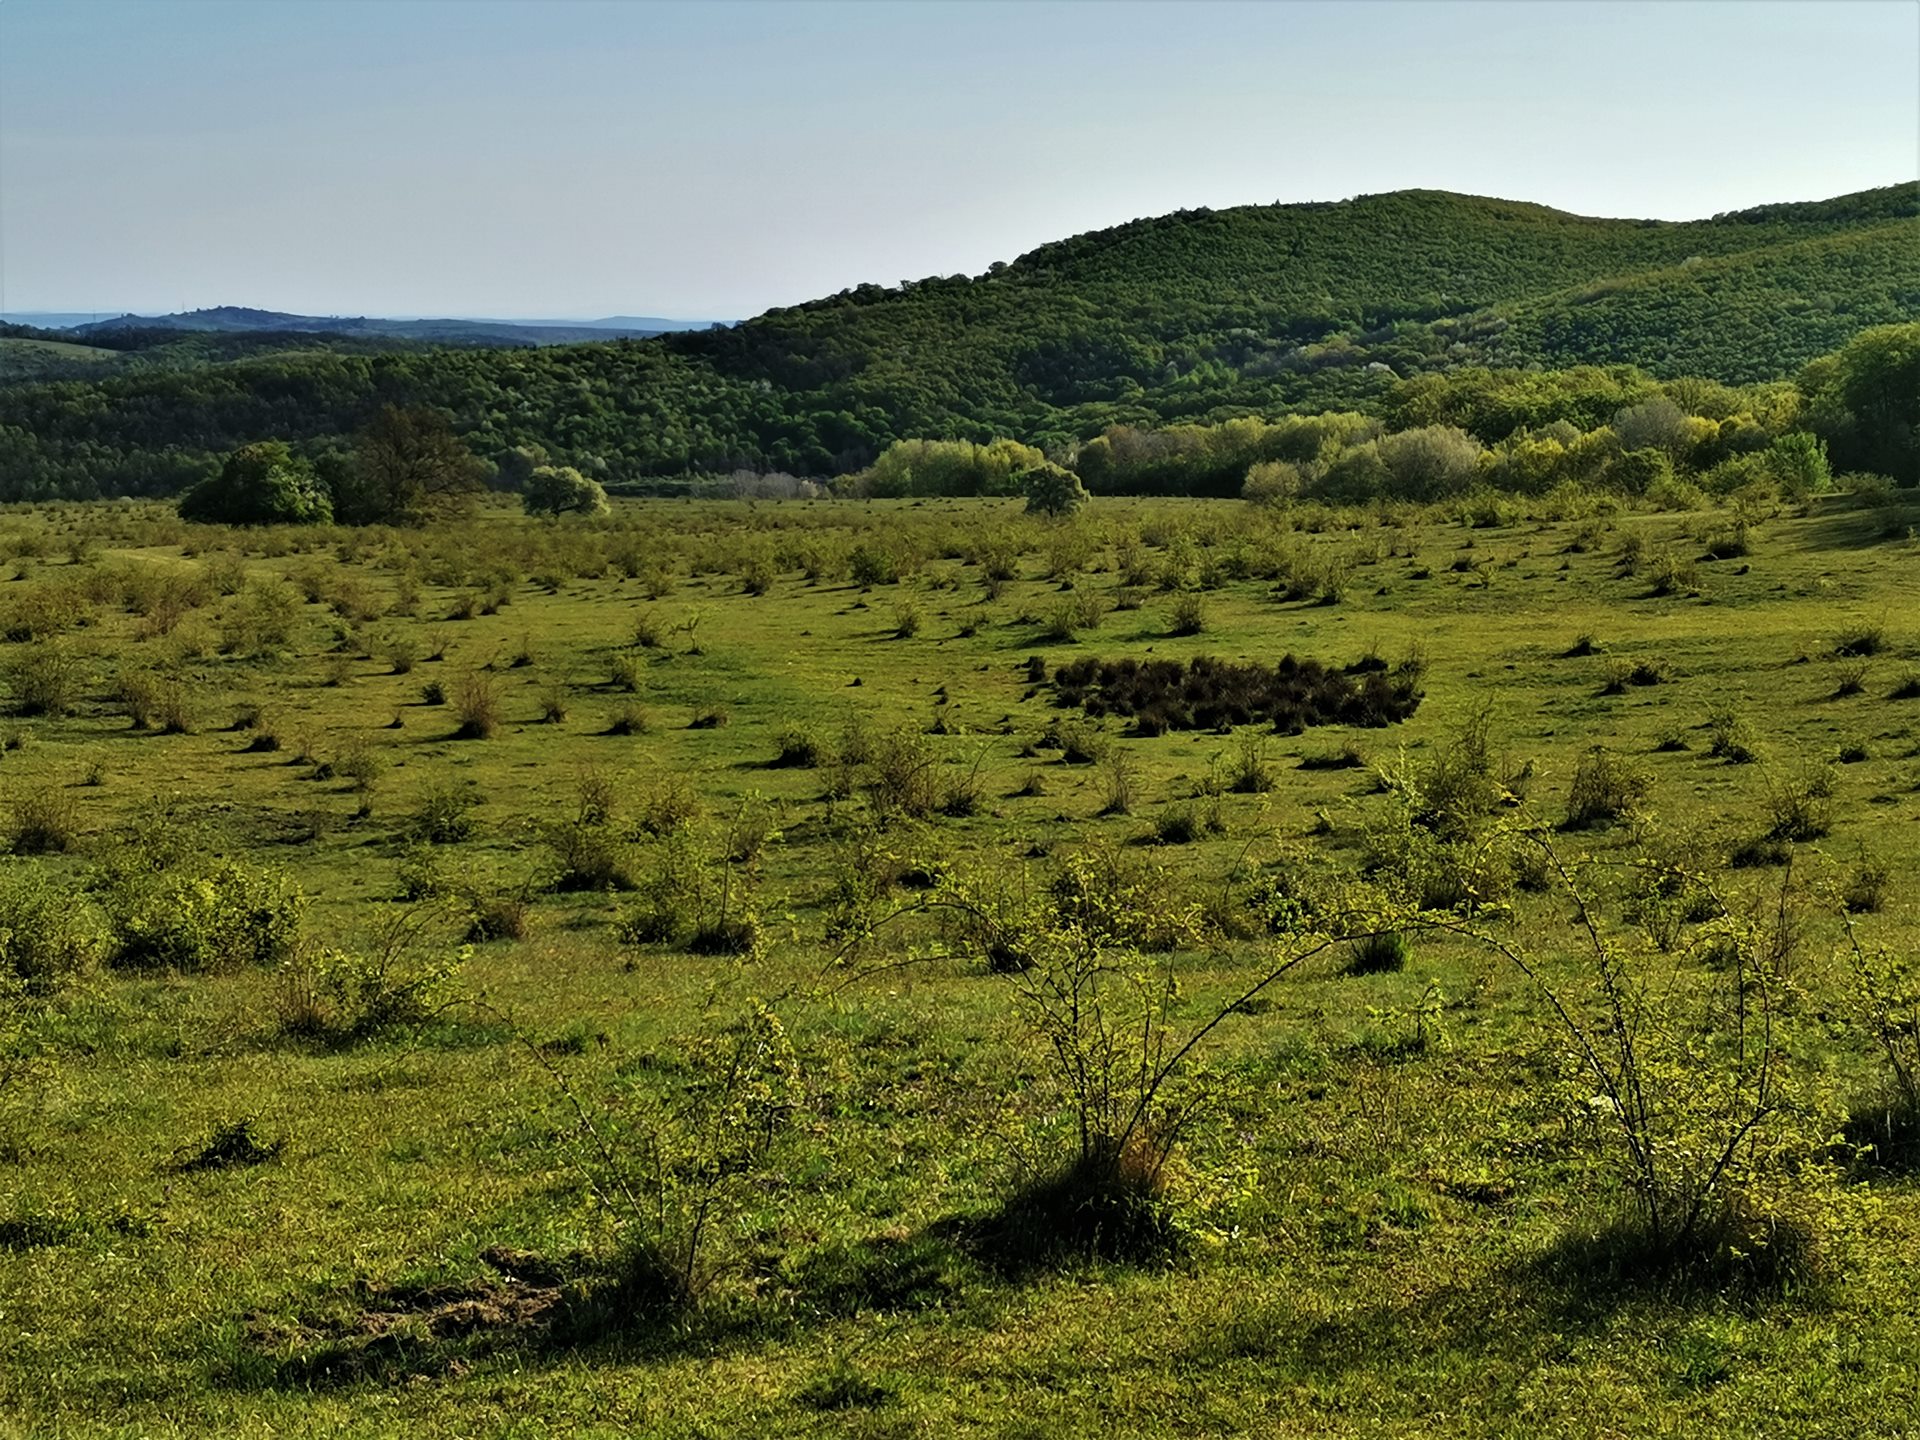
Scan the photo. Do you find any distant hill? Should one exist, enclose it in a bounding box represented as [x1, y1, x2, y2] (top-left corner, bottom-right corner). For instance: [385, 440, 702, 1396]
[0, 183, 1912, 497]
[65, 306, 720, 347]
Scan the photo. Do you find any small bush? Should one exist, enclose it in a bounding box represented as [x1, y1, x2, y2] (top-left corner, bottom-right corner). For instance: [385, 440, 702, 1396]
[1346, 930, 1411, 975]
[174, 1119, 283, 1173]
[1764, 765, 1833, 843]
[1228, 734, 1276, 794]
[6, 643, 79, 717]
[1168, 594, 1207, 636]
[608, 652, 642, 692]
[278, 925, 465, 1044]
[865, 730, 940, 820]
[465, 892, 530, 942]
[770, 727, 826, 768]
[1152, 805, 1200, 845]
[605, 703, 650, 736]
[1707, 708, 1760, 764]
[1844, 855, 1890, 914]
[1563, 746, 1652, 830]
[419, 679, 448, 706]
[545, 820, 637, 893]
[688, 706, 730, 730]
[1834, 621, 1887, 658]
[0, 870, 103, 992]
[976, 1137, 1178, 1270]
[413, 784, 478, 844]
[453, 671, 501, 739]
[8, 787, 78, 855]
[102, 857, 304, 973]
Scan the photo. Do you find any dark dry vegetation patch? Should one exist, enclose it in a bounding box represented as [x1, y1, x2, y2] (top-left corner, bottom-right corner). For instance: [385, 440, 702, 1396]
[1047, 652, 1424, 734]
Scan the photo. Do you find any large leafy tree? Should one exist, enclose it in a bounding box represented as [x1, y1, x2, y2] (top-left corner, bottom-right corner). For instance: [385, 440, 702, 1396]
[522, 464, 609, 516]
[1022, 461, 1090, 516]
[1807, 323, 1920, 484]
[177, 441, 333, 525]
[334, 405, 488, 525]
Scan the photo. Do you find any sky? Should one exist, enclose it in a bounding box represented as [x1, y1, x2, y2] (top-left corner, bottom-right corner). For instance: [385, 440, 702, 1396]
[0, 0, 1915, 322]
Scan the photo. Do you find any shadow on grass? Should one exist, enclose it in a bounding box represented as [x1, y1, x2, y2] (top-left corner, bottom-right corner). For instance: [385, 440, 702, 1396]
[222, 1227, 996, 1393]
[1186, 1208, 1825, 1385]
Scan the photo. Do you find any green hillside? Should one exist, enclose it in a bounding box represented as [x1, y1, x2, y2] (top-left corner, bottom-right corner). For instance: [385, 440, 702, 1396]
[0, 184, 1912, 498]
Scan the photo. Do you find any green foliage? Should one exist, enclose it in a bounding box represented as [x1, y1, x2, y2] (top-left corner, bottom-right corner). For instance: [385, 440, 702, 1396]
[178, 441, 333, 525]
[278, 911, 467, 1044]
[1804, 322, 1920, 484]
[558, 1003, 804, 1309]
[98, 855, 304, 974]
[1021, 462, 1090, 517]
[0, 869, 103, 993]
[1564, 745, 1652, 830]
[522, 464, 610, 517]
[0, 188, 1911, 500]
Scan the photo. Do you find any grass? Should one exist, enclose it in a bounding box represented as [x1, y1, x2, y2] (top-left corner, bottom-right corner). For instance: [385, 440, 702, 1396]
[0, 489, 1915, 1435]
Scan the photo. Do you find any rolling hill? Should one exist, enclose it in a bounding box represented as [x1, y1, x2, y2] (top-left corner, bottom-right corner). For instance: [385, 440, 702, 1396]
[0, 183, 1912, 498]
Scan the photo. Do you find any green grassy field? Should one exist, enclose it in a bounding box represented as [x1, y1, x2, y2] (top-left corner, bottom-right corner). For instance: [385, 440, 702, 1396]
[0, 489, 1917, 1436]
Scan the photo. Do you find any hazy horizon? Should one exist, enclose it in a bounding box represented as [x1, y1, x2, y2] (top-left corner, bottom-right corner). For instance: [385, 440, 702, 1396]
[1, 0, 1914, 321]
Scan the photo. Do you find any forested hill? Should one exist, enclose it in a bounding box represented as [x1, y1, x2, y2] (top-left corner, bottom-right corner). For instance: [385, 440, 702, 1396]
[0, 184, 1914, 498]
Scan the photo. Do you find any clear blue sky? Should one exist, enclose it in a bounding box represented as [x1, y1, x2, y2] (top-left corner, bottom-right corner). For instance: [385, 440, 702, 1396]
[1, 0, 1914, 320]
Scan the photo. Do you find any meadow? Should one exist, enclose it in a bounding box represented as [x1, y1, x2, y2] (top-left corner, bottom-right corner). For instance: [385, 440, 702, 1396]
[0, 484, 1917, 1436]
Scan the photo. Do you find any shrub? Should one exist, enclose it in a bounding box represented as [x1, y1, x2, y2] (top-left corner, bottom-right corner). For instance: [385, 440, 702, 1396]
[173, 1118, 283, 1172]
[278, 917, 466, 1044]
[608, 652, 642, 692]
[1563, 746, 1652, 830]
[1706, 707, 1760, 764]
[1049, 652, 1423, 733]
[545, 820, 637, 893]
[6, 643, 79, 717]
[634, 779, 700, 837]
[1152, 805, 1200, 845]
[453, 671, 501, 739]
[1099, 751, 1135, 816]
[413, 783, 478, 844]
[395, 845, 450, 900]
[1168, 594, 1207, 636]
[864, 730, 940, 821]
[1346, 930, 1411, 975]
[8, 787, 78, 855]
[464, 891, 530, 942]
[1764, 765, 1833, 843]
[1228, 734, 1276, 794]
[1834, 621, 1887, 658]
[770, 727, 826, 768]
[332, 740, 384, 795]
[1844, 855, 1890, 914]
[384, 636, 419, 674]
[0, 871, 103, 993]
[101, 857, 304, 973]
[605, 703, 650, 736]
